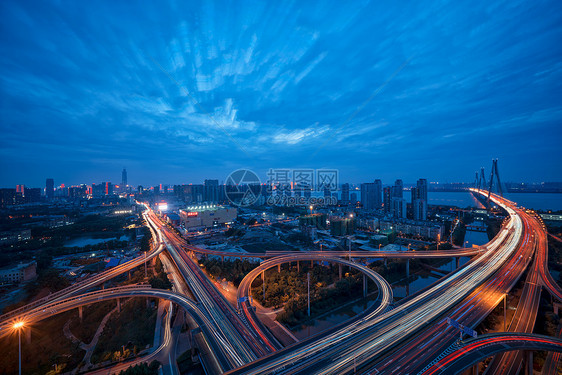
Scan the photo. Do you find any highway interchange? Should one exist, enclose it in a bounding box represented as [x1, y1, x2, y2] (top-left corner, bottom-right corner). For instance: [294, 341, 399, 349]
[1, 189, 561, 374]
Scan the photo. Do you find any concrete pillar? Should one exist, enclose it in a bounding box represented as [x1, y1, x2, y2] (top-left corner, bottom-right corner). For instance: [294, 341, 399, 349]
[406, 259, 410, 280]
[297, 261, 300, 273]
[504, 295, 507, 331]
[363, 274, 367, 298]
[384, 258, 387, 267]
[455, 257, 460, 269]
[78, 306, 83, 322]
[339, 264, 342, 280]
[278, 264, 281, 273]
[307, 272, 311, 317]
[117, 298, 121, 313]
[189, 329, 196, 358]
[128, 270, 131, 280]
[472, 363, 478, 375]
[554, 302, 561, 316]
[525, 351, 533, 375]
[262, 271, 265, 301]
[311, 260, 313, 268]
[221, 255, 224, 263]
[406, 259, 411, 297]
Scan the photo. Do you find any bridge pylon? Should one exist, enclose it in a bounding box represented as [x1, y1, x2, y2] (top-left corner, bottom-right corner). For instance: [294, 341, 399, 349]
[486, 158, 503, 206]
[478, 167, 487, 191]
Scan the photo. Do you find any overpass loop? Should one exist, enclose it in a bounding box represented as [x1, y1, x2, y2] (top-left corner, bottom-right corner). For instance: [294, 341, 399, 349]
[237, 254, 393, 316]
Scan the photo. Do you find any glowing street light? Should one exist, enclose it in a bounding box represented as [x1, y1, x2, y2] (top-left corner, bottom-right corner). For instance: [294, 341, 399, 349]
[13, 321, 25, 375]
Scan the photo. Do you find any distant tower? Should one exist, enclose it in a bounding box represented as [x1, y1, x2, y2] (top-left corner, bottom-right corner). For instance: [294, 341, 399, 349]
[46, 178, 54, 199]
[122, 168, 127, 186]
[478, 167, 487, 191]
[487, 159, 503, 204]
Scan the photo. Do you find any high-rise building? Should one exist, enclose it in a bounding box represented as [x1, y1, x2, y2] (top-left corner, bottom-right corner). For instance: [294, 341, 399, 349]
[122, 168, 127, 186]
[391, 197, 407, 218]
[16, 185, 25, 196]
[92, 183, 105, 197]
[341, 183, 350, 204]
[383, 186, 391, 213]
[105, 182, 113, 195]
[413, 199, 427, 221]
[192, 184, 204, 203]
[361, 180, 382, 210]
[46, 178, 54, 199]
[412, 178, 428, 221]
[392, 179, 403, 198]
[374, 179, 383, 207]
[293, 184, 302, 198]
[0, 189, 17, 208]
[417, 178, 428, 201]
[24, 188, 41, 203]
[350, 192, 357, 204]
[204, 179, 219, 203]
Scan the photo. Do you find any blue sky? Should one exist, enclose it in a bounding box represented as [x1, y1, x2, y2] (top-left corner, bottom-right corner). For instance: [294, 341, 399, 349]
[1, 0, 561, 187]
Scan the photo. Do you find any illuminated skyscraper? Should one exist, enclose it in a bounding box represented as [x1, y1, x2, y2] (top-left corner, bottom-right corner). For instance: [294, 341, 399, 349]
[122, 168, 127, 186]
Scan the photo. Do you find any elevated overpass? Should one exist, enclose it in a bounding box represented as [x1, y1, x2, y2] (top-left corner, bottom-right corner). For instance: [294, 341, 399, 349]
[0, 285, 239, 374]
[0, 210, 164, 322]
[420, 333, 562, 375]
[236, 253, 393, 349]
[226, 191, 528, 374]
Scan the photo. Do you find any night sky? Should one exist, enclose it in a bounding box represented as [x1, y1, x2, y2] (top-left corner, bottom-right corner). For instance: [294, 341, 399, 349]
[1, 1, 561, 187]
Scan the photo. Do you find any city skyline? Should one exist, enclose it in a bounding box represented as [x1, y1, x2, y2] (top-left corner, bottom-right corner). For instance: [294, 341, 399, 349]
[1, 1, 562, 186]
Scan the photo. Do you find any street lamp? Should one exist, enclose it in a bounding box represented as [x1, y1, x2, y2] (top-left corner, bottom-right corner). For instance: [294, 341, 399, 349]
[13, 321, 25, 375]
[309, 205, 313, 214]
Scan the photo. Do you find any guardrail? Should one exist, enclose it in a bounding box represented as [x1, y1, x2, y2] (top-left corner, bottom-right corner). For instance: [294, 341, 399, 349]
[0, 284, 151, 325]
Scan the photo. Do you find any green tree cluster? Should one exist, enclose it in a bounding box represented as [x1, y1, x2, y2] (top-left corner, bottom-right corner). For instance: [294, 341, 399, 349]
[200, 257, 259, 286]
[118, 361, 160, 375]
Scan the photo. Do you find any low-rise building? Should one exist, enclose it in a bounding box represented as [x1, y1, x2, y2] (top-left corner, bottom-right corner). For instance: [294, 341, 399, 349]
[0, 229, 31, 246]
[379, 220, 443, 240]
[0, 261, 37, 284]
[179, 205, 237, 231]
[165, 213, 181, 226]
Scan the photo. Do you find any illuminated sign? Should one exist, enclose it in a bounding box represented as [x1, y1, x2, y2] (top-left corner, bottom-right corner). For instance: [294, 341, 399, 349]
[187, 212, 198, 217]
[157, 203, 168, 211]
